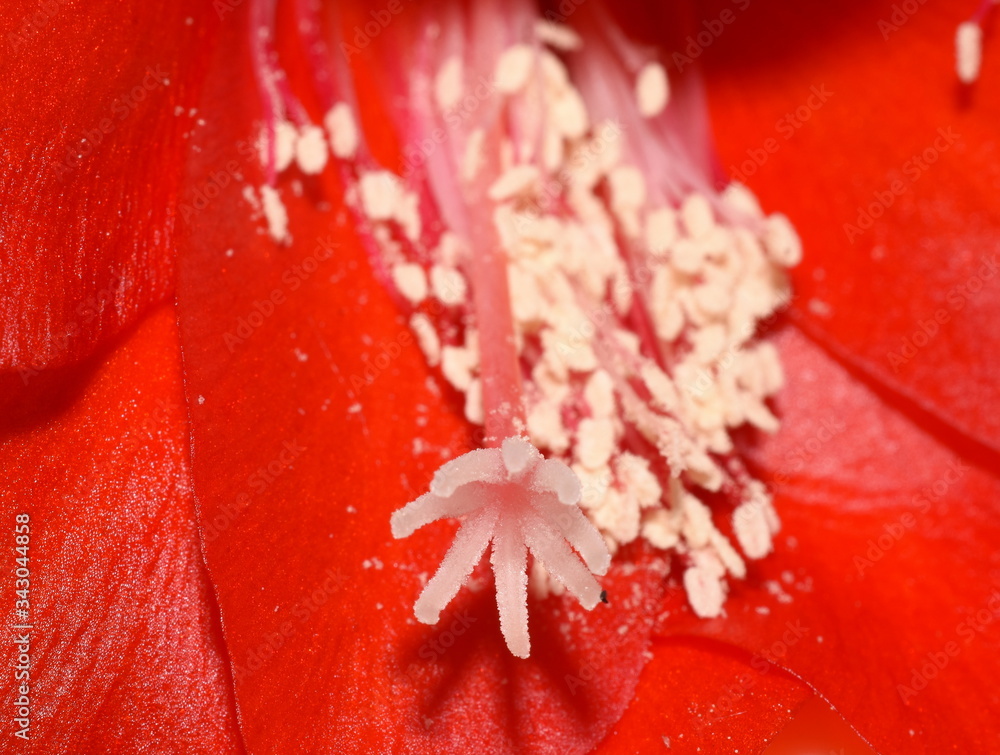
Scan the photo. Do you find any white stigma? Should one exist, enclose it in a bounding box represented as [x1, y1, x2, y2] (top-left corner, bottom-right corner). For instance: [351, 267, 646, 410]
[636, 62, 669, 118]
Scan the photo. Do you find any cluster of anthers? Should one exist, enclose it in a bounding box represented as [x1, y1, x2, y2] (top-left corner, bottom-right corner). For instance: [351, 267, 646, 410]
[246, 0, 802, 657]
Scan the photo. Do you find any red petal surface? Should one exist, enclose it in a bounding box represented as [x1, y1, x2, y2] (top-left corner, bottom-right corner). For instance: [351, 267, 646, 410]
[700, 327, 1000, 752]
[595, 325, 1000, 754]
[0, 305, 243, 752]
[594, 637, 813, 753]
[699, 0, 1000, 450]
[0, 1, 217, 373]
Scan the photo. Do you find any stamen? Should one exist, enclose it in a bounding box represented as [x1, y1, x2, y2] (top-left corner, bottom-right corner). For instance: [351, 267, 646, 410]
[246, 0, 802, 647]
[956, 0, 998, 83]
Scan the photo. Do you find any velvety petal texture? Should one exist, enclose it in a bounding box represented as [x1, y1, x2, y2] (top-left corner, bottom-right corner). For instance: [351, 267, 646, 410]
[0, 306, 243, 752]
[0, 1, 218, 373]
[700, 0, 1000, 449]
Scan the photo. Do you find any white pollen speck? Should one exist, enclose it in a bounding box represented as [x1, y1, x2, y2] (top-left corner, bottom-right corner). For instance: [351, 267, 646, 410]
[441, 346, 474, 391]
[358, 171, 402, 221]
[734, 501, 774, 559]
[576, 417, 615, 470]
[763, 213, 802, 267]
[495, 44, 534, 93]
[394, 190, 422, 241]
[527, 400, 569, 453]
[534, 19, 582, 50]
[197, 395, 205, 405]
[645, 207, 678, 257]
[488, 165, 540, 201]
[808, 298, 833, 317]
[242, 184, 259, 210]
[681, 193, 714, 239]
[435, 56, 463, 111]
[462, 128, 485, 182]
[294, 348, 309, 362]
[224, 248, 234, 258]
[410, 313, 441, 366]
[430, 265, 467, 306]
[260, 185, 290, 243]
[636, 62, 669, 118]
[956, 21, 983, 84]
[552, 88, 589, 139]
[391, 263, 428, 304]
[584, 370, 616, 418]
[721, 182, 763, 218]
[464, 378, 484, 424]
[671, 238, 705, 274]
[274, 120, 297, 172]
[347, 403, 362, 413]
[435, 231, 464, 266]
[295, 124, 329, 174]
[608, 165, 646, 210]
[325, 103, 359, 159]
[684, 562, 726, 618]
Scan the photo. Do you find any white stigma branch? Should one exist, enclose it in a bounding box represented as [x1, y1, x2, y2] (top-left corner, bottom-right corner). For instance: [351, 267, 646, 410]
[391, 438, 609, 658]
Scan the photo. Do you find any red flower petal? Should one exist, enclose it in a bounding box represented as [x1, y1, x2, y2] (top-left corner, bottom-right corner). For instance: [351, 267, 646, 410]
[700, 0, 1000, 450]
[0, 306, 242, 752]
[0, 1, 217, 373]
[593, 327, 1000, 753]
[588, 5, 1000, 747]
[593, 638, 814, 753]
